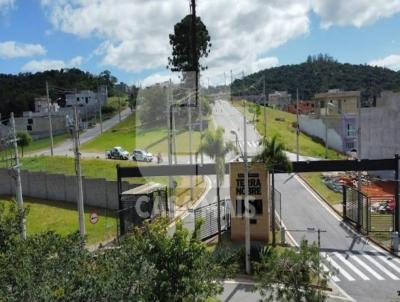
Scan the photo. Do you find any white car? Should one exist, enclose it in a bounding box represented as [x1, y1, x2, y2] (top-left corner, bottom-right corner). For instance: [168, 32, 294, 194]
[132, 149, 154, 162]
[106, 146, 130, 160]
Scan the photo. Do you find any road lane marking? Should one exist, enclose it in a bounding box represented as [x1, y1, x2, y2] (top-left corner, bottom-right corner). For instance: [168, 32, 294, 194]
[362, 253, 399, 280]
[350, 254, 384, 280]
[376, 255, 400, 274]
[324, 254, 355, 281]
[334, 252, 370, 280]
[322, 263, 340, 282]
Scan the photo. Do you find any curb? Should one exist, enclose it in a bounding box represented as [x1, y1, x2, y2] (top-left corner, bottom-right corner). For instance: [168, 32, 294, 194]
[298, 174, 399, 257]
[168, 175, 212, 228]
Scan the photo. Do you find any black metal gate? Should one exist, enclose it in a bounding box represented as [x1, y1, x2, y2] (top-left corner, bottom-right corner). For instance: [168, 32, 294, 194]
[193, 199, 231, 241]
[343, 185, 394, 237]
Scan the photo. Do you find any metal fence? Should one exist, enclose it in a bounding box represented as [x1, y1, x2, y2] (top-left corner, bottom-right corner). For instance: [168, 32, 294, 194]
[118, 189, 168, 236]
[193, 199, 231, 241]
[343, 185, 394, 238]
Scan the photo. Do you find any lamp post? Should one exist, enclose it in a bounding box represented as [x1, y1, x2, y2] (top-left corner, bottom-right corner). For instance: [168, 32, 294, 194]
[231, 129, 251, 274]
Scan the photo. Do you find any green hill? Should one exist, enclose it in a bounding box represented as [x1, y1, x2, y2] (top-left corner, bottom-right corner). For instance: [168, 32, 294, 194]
[0, 68, 117, 118]
[232, 54, 400, 104]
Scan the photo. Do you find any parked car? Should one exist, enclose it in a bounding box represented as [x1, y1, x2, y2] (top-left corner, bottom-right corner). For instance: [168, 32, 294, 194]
[106, 146, 130, 160]
[132, 149, 154, 162]
[373, 200, 395, 214]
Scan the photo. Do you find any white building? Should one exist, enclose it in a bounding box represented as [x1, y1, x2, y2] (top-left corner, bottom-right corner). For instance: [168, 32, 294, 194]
[361, 91, 400, 160]
[299, 90, 360, 154]
[34, 97, 59, 113]
[65, 90, 98, 108]
[268, 91, 292, 110]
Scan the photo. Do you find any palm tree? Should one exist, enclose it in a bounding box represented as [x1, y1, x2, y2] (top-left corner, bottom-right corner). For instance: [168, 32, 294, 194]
[198, 127, 236, 240]
[253, 135, 291, 246]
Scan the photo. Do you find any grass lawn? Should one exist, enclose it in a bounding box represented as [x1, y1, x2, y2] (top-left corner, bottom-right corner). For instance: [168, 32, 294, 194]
[300, 173, 342, 206]
[23, 133, 70, 155]
[81, 113, 202, 155]
[14, 156, 206, 207]
[19, 155, 139, 181]
[0, 196, 117, 245]
[175, 176, 206, 207]
[233, 100, 345, 160]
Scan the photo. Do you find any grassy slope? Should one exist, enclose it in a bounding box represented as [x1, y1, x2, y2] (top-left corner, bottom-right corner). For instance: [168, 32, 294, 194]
[233, 100, 344, 159]
[81, 113, 201, 155]
[17, 156, 205, 207]
[0, 197, 117, 244]
[300, 173, 342, 206]
[233, 100, 345, 209]
[24, 133, 70, 155]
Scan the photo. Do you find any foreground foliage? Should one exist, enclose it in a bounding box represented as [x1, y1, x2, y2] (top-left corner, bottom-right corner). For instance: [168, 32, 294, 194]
[254, 240, 331, 302]
[0, 204, 226, 301]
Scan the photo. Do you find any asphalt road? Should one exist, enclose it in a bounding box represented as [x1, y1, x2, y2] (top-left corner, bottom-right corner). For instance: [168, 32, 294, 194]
[32, 107, 132, 157]
[213, 99, 400, 302]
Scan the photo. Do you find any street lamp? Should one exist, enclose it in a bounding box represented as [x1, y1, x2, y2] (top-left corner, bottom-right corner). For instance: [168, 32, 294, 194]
[231, 129, 251, 274]
[230, 130, 242, 159]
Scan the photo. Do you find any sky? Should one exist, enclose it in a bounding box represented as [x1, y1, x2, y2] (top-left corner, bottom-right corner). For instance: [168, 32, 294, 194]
[1, 0, 400, 87]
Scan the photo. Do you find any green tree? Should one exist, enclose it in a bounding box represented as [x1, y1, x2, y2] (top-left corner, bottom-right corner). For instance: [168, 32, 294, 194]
[99, 70, 118, 94]
[254, 240, 331, 302]
[168, 14, 211, 73]
[253, 135, 291, 246]
[198, 128, 236, 240]
[253, 135, 291, 173]
[0, 205, 226, 301]
[138, 86, 168, 126]
[249, 103, 261, 122]
[119, 219, 224, 301]
[129, 85, 139, 111]
[16, 132, 32, 158]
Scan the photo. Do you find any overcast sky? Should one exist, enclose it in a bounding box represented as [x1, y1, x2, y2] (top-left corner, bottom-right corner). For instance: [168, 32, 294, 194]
[1, 0, 400, 86]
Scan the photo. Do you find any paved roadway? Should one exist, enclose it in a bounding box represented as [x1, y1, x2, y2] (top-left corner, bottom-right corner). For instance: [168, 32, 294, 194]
[31, 107, 132, 157]
[213, 99, 400, 302]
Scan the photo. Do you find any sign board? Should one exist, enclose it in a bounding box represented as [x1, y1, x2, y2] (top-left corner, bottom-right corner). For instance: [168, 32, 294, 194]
[89, 212, 99, 224]
[230, 162, 270, 242]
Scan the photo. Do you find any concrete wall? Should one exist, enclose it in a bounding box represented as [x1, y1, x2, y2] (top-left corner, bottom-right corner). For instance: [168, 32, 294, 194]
[0, 168, 136, 210]
[14, 115, 67, 139]
[299, 115, 344, 152]
[361, 91, 400, 160]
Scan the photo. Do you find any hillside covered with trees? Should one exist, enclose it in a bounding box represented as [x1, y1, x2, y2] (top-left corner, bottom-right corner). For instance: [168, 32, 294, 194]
[0, 68, 118, 118]
[232, 54, 400, 104]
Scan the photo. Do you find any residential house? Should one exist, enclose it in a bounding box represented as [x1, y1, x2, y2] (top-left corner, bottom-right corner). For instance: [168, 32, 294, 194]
[14, 111, 68, 139]
[361, 91, 400, 160]
[34, 97, 60, 113]
[268, 91, 292, 110]
[65, 90, 98, 108]
[287, 101, 315, 114]
[299, 89, 360, 153]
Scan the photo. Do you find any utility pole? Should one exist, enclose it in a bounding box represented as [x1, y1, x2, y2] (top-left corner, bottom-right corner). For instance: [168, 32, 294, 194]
[241, 71, 251, 274]
[230, 70, 233, 103]
[170, 79, 178, 164]
[188, 94, 194, 201]
[118, 93, 121, 122]
[10, 112, 26, 239]
[191, 0, 198, 107]
[325, 102, 328, 159]
[98, 86, 104, 134]
[46, 81, 54, 156]
[167, 81, 174, 219]
[199, 80, 204, 166]
[296, 88, 299, 161]
[263, 75, 267, 137]
[357, 94, 362, 231]
[73, 107, 85, 237]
